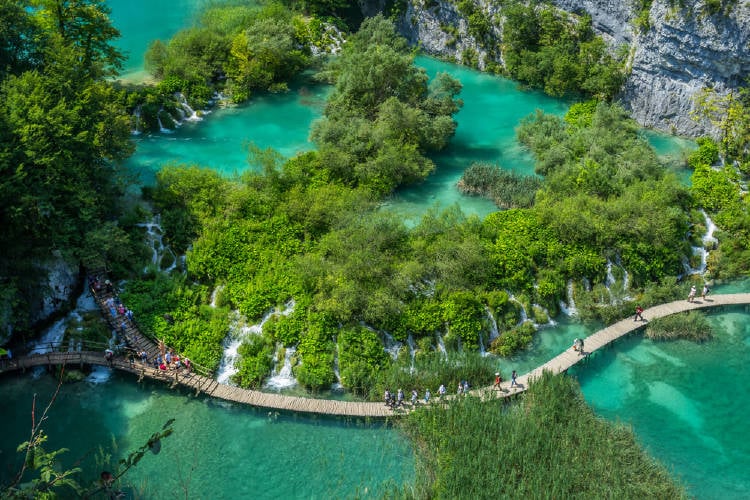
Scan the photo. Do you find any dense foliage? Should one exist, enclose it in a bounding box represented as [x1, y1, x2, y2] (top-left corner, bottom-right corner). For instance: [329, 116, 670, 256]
[396, 372, 685, 498]
[311, 14, 463, 194]
[689, 88, 750, 279]
[0, 0, 142, 334]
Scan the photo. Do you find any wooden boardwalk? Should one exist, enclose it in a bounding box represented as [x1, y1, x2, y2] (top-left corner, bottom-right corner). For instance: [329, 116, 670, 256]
[489, 292, 750, 397]
[2, 293, 748, 417]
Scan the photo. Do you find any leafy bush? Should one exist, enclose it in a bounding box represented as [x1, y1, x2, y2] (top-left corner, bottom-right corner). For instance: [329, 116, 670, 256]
[489, 322, 535, 356]
[457, 162, 542, 208]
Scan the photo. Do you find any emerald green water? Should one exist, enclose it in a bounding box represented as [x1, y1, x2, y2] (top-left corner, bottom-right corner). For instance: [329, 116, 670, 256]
[574, 307, 750, 498]
[108, 0, 227, 77]
[0, 372, 411, 498]
[4, 2, 733, 497]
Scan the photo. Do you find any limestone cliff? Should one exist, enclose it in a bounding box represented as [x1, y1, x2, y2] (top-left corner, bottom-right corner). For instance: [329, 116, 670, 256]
[394, 0, 750, 137]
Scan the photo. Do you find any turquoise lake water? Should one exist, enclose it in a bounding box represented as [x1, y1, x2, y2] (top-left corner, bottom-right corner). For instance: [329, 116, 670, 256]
[0, 372, 412, 498]
[3, 2, 743, 498]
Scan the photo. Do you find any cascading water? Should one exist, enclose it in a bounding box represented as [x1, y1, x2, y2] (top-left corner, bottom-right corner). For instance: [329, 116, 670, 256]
[216, 301, 296, 385]
[382, 331, 403, 360]
[485, 306, 500, 341]
[209, 285, 224, 308]
[559, 280, 579, 317]
[132, 105, 142, 135]
[406, 334, 416, 373]
[156, 109, 172, 133]
[136, 216, 178, 272]
[175, 92, 202, 122]
[508, 295, 529, 324]
[478, 331, 486, 356]
[29, 318, 66, 355]
[435, 332, 447, 358]
[684, 210, 719, 276]
[332, 341, 343, 390]
[265, 346, 297, 390]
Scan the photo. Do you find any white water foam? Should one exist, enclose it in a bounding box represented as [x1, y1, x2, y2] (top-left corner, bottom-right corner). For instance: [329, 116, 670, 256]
[86, 365, 113, 384]
[265, 346, 297, 390]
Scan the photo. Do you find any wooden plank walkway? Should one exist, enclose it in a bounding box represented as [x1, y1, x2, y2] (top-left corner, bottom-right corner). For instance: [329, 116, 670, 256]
[3, 293, 748, 417]
[485, 292, 750, 397]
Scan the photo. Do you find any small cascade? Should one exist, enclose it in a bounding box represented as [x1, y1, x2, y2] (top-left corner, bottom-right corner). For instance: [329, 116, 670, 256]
[332, 341, 343, 390]
[29, 318, 66, 354]
[685, 211, 720, 276]
[265, 346, 298, 390]
[216, 301, 296, 385]
[136, 216, 178, 272]
[531, 304, 557, 327]
[485, 306, 500, 341]
[406, 334, 416, 374]
[604, 259, 617, 303]
[559, 280, 578, 317]
[157, 109, 172, 133]
[131, 106, 142, 135]
[381, 331, 403, 361]
[209, 285, 224, 308]
[435, 332, 447, 358]
[176, 92, 202, 122]
[478, 331, 486, 356]
[508, 295, 529, 324]
[622, 268, 630, 291]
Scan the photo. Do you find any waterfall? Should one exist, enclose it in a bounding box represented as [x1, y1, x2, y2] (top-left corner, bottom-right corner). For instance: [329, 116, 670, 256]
[176, 92, 202, 122]
[478, 331, 486, 356]
[157, 109, 172, 133]
[508, 295, 529, 324]
[216, 301, 296, 385]
[210, 285, 224, 308]
[131, 106, 142, 135]
[332, 341, 343, 390]
[485, 306, 500, 341]
[382, 331, 403, 360]
[559, 280, 578, 317]
[136, 216, 178, 272]
[29, 318, 66, 354]
[86, 365, 113, 384]
[435, 332, 447, 359]
[406, 334, 416, 374]
[265, 346, 298, 390]
[684, 211, 720, 276]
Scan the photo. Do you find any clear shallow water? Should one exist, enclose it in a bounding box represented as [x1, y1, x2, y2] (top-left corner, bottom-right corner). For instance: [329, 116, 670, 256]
[0, 373, 412, 498]
[573, 307, 750, 499]
[108, 0, 206, 76]
[123, 81, 327, 185]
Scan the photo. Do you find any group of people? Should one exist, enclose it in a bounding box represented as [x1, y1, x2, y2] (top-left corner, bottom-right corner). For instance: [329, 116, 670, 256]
[384, 381, 477, 408]
[688, 284, 710, 303]
[151, 345, 191, 373]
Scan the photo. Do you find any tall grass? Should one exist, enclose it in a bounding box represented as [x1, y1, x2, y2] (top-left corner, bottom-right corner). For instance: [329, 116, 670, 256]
[370, 351, 497, 401]
[390, 372, 685, 499]
[645, 311, 713, 342]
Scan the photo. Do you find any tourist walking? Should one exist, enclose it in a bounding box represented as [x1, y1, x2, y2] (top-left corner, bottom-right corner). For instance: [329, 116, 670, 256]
[457, 381, 463, 395]
[634, 305, 644, 322]
[397, 389, 405, 407]
[702, 284, 710, 300]
[493, 372, 502, 389]
[424, 388, 430, 403]
[688, 285, 696, 302]
[438, 384, 446, 399]
[510, 370, 518, 388]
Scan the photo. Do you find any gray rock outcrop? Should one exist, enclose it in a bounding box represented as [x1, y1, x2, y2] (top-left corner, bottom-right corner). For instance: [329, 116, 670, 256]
[393, 0, 750, 137]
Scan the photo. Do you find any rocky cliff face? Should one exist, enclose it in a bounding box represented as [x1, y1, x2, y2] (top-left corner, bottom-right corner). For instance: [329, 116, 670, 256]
[621, 0, 750, 136]
[395, 0, 750, 137]
[0, 253, 79, 345]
